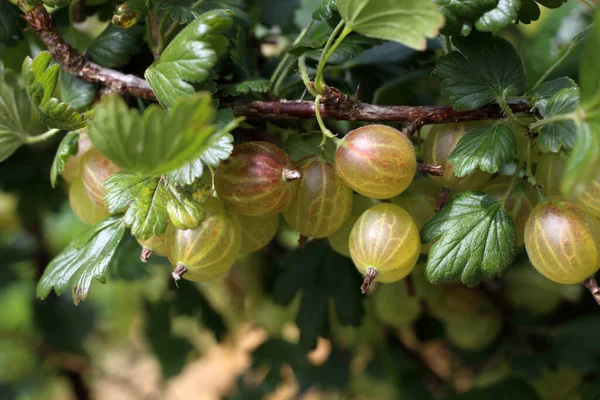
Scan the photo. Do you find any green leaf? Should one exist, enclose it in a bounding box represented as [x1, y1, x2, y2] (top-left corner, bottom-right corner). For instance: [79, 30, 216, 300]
[304, 35, 379, 64]
[562, 119, 600, 199]
[0, 67, 30, 162]
[528, 77, 576, 115]
[474, 0, 520, 34]
[165, 109, 239, 185]
[313, 0, 338, 21]
[158, 0, 201, 24]
[37, 216, 126, 304]
[422, 192, 517, 286]
[22, 52, 87, 130]
[448, 124, 517, 177]
[86, 24, 145, 68]
[0, 1, 25, 47]
[537, 87, 579, 153]
[581, 7, 600, 112]
[104, 172, 204, 239]
[145, 9, 233, 108]
[218, 78, 270, 97]
[435, 0, 498, 36]
[519, 0, 541, 24]
[59, 72, 97, 111]
[436, 32, 526, 111]
[230, 28, 254, 79]
[337, 0, 444, 51]
[272, 240, 364, 350]
[448, 378, 540, 400]
[50, 131, 79, 188]
[535, 0, 568, 8]
[88, 93, 219, 176]
[145, 300, 193, 379]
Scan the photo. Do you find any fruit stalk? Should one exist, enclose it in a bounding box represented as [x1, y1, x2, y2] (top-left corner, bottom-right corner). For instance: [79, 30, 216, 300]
[361, 267, 379, 294]
[583, 277, 600, 306]
[140, 248, 153, 263]
[172, 263, 188, 286]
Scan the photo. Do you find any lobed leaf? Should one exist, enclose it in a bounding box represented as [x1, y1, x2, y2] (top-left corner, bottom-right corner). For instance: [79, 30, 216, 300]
[50, 131, 79, 188]
[37, 216, 127, 304]
[0, 66, 31, 162]
[537, 87, 579, 153]
[59, 72, 97, 111]
[86, 24, 145, 68]
[436, 32, 526, 111]
[337, 0, 444, 51]
[313, 0, 338, 21]
[145, 9, 233, 108]
[527, 77, 576, 115]
[449, 124, 517, 177]
[422, 192, 517, 286]
[474, 0, 520, 34]
[218, 78, 270, 97]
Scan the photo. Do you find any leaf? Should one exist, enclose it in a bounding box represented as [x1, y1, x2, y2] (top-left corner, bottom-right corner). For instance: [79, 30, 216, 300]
[104, 172, 204, 239]
[88, 93, 220, 176]
[581, 8, 600, 112]
[304, 35, 379, 64]
[535, 0, 568, 8]
[434, 0, 497, 36]
[37, 216, 127, 304]
[145, 9, 233, 108]
[436, 32, 526, 111]
[422, 192, 517, 286]
[86, 24, 145, 68]
[272, 240, 364, 350]
[165, 109, 239, 185]
[22, 52, 87, 130]
[562, 119, 600, 199]
[0, 1, 25, 47]
[337, 0, 444, 51]
[448, 124, 517, 177]
[230, 28, 254, 79]
[50, 131, 79, 188]
[0, 67, 30, 162]
[528, 77, 576, 115]
[313, 0, 338, 21]
[218, 78, 270, 97]
[519, 0, 541, 24]
[145, 300, 193, 378]
[537, 87, 579, 153]
[59, 72, 97, 111]
[158, 0, 201, 24]
[474, 0, 520, 34]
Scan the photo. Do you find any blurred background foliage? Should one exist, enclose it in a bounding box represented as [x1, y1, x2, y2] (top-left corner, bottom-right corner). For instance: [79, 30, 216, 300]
[1, 0, 600, 399]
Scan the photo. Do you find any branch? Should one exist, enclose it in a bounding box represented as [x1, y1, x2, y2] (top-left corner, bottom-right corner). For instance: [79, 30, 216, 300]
[21, 3, 531, 124]
[21, 3, 156, 100]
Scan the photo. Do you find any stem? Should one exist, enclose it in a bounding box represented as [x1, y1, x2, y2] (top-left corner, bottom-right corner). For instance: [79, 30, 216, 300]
[298, 55, 318, 97]
[532, 42, 578, 90]
[528, 112, 576, 131]
[155, 11, 172, 55]
[314, 21, 349, 94]
[583, 0, 595, 8]
[497, 95, 518, 122]
[361, 267, 379, 294]
[444, 35, 452, 54]
[269, 19, 315, 91]
[584, 277, 600, 306]
[145, 15, 157, 54]
[314, 95, 340, 148]
[501, 141, 530, 204]
[273, 60, 295, 96]
[24, 128, 61, 144]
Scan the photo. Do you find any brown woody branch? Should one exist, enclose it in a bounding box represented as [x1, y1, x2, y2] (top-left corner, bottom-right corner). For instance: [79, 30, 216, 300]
[21, 3, 531, 124]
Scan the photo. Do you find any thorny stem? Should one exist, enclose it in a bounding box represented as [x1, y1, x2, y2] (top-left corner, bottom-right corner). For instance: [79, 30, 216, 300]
[24, 128, 61, 144]
[140, 248, 154, 262]
[361, 267, 379, 294]
[497, 95, 519, 123]
[584, 277, 600, 306]
[172, 263, 188, 287]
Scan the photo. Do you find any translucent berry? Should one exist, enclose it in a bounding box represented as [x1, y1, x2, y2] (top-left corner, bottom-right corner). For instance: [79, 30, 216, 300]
[80, 148, 121, 206]
[328, 195, 378, 257]
[536, 151, 568, 197]
[238, 213, 279, 253]
[137, 233, 168, 262]
[68, 178, 111, 225]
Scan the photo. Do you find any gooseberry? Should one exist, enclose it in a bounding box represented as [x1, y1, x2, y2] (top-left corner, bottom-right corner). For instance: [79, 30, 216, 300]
[445, 314, 502, 351]
[328, 194, 378, 257]
[536, 151, 568, 197]
[392, 182, 438, 254]
[214, 141, 300, 216]
[571, 171, 600, 219]
[423, 123, 493, 191]
[335, 124, 417, 199]
[68, 177, 111, 225]
[349, 203, 421, 293]
[505, 265, 562, 315]
[237, 213, 279, 253]
[373, 280, 421, 327]
[167, 197, 242, 282]
[283, 156, 353, 238]
[525, 200, 600, 284]
[137, 233, 168, 262]
[80, 148, 121, 206]
[484, 176, 538, 249]
[63, 132, 93, 184]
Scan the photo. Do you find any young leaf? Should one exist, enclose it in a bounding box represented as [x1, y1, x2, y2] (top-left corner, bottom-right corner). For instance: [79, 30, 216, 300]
[22, 52, 87, 130]
[50, 131, 79, 188]
[528, 77, 576, 115]
[104, 173, 204, 239]
[435, 0, 497, 36]
[218, 78, 270, 97]
[537, 87, 578, 153]
[449, 124, 517, 177]
[88, 93, 219, 176]
[0, 1, 25, 47]
[86, 24, 145, 68]
[474, 0, 520, 34]
[422, 192, 517, 286]
[165, 109, 239, 185]
[59, 72, 97, 111]
[272, 240, 364, 350]
[436, 32, 526, 111]
[0, 67, 31, 162]
[37, 216, 127, 304]
[313, 0, 338, 21]
[145, 9, 233, 108]
[337, 0, 444, 51]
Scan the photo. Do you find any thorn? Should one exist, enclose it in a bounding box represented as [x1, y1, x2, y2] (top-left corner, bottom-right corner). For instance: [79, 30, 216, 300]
[436, 187, 450, 212]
